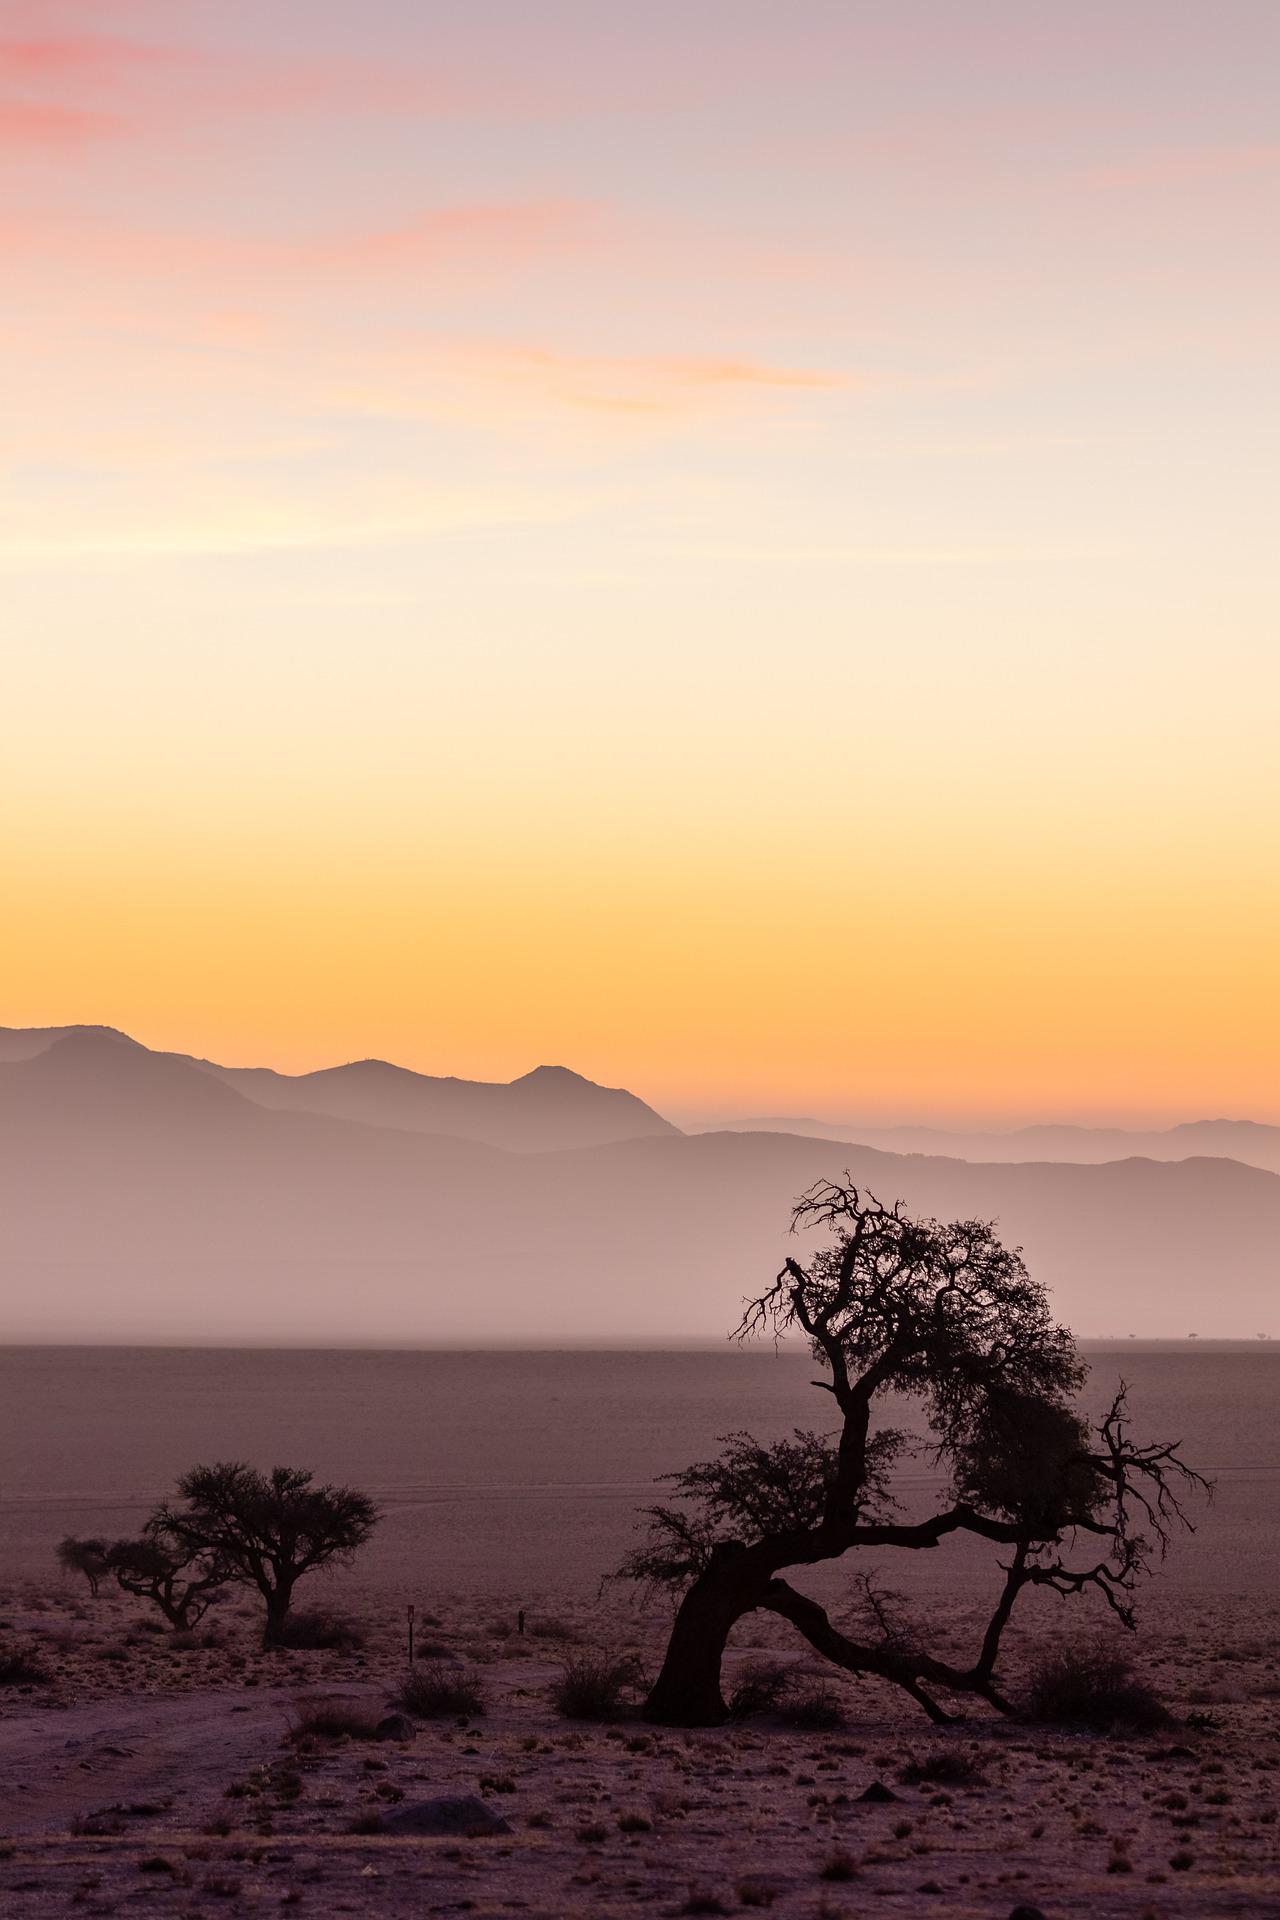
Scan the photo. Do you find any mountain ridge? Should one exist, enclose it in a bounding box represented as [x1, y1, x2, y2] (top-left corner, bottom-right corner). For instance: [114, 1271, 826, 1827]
[0, 1025, 676, 1155]
[1, 1030, 1277, 1343]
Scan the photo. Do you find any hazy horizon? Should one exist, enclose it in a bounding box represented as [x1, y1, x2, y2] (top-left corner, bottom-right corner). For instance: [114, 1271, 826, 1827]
[6, 1017, 1280, 1135]
[4, 1022, 1279, 1344]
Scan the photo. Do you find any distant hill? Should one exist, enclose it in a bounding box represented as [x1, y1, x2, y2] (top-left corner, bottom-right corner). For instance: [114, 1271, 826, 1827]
[0, 1025, 676, 1154]
[0, 1023, 138, 1064]
[688, 1115, 1280, 1179]
[201, 1057, 677, 1154]
[1, 1033, 1277, 1343]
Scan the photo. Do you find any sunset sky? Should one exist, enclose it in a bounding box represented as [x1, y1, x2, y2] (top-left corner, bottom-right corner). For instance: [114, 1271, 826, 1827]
[4, 0, 1278, 1124]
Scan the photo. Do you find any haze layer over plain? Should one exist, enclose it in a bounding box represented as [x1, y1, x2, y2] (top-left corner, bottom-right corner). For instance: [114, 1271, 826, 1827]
[2, 1344, 1273, 1597]
[2, 1026, 1277, 1342]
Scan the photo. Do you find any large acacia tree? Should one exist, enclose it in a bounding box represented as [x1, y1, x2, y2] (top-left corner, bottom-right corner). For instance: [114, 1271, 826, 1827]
[628, 1181, 1203, 1727]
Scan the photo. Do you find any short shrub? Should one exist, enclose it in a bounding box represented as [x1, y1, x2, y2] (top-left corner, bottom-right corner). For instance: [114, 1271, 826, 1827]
[1025, 1641, 1171, 1732]
[899, 1750, 986, 1788]
[552, 1650, 644, 1722]
[727, 1659, 791, 1721]
[287, 1698, 382, 1742]
[527, 1616, 579, 1642]
[396, 1660, 486, 1718]
[275, 1609, 364, 1652]
[0, 1644, 52, 1687]
[778, 1682, 845, 1731]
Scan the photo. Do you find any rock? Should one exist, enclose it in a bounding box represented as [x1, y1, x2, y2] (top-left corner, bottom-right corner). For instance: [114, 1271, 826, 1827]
[1152, 1744, 1198, 1762]
[857, 1780, 899, 1803]
[373, 1713, 415, 1742]
[379, 1796, 512, 1837]
[1008, 1907, 1048, 1920]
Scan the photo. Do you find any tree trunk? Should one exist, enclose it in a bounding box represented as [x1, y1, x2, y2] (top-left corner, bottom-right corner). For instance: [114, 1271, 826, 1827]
[643, 1553, 764, 1726]
[263, 1583, 293, 1648]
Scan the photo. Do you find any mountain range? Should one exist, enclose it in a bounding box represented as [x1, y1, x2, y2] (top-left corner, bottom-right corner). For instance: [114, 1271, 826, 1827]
[689, 1114, 1280, 1178]
[1, 1025, 1276, 1343]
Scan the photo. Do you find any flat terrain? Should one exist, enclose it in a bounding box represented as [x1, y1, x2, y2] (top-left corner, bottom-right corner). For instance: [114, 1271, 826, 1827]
[2, 1581, 1278, 1917]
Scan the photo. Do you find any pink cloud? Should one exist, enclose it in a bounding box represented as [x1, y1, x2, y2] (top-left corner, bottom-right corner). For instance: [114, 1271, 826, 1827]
[0, 25, 546, 156]
[0, 35, 166, 81]
[0, 100, 121, 147]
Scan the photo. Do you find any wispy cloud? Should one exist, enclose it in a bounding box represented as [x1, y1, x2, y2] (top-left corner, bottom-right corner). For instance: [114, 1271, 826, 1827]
[1086, 143, 1280, 190]
[325, 341, 848, 430]
[0, 99, 120, 147]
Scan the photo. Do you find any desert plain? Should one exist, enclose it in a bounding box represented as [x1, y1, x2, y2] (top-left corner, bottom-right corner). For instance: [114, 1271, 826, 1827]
[2, 1572, 1278, 1920]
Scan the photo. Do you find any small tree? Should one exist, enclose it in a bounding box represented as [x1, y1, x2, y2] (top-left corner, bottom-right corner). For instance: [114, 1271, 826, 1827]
[57, 1535, 110, 1598]
[104, 1530, 229, 1631]
[58, 1528, 226, 1629]
[626, 1181, 1205, 1727]
[152, 1464, 379, 1646]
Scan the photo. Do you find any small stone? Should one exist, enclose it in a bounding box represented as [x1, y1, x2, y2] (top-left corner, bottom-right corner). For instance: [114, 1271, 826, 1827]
[379, 1796, 512, 1837]
[373, 1713, 415, 1742]
[857, 1780, 899, 1803]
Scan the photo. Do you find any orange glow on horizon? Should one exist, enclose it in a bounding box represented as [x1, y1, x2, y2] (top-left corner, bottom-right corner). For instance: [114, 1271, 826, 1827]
[4, 2, 1277, 1126]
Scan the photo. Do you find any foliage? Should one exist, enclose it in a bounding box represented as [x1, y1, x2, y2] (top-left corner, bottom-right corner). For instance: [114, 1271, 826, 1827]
[287, 1698, 383, 1742]
[153, 1463, 378, 1645]
[274, 1607, 364, 1651]
[552, 1650, 645, 1721]
[104, 1530, 229, 1631]
[0, 1644, 52, 1686]
[1024, 1640, 1172, 1732]
[396, 1661, 486, 1718]
[624, 1427, 902, 1588]
[57, 1535, 110, 1598]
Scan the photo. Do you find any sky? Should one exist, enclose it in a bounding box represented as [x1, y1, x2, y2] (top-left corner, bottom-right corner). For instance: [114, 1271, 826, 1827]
[3, 0, 1278, 1126]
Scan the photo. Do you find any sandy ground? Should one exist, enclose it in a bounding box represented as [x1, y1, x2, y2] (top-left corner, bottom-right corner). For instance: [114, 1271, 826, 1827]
[2, 1579, 1279, 1917]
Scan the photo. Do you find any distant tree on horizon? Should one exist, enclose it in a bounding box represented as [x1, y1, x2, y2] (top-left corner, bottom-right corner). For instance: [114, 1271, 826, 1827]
[623, 1179, 1206, 1727]
[152, 1463, 379, 1646]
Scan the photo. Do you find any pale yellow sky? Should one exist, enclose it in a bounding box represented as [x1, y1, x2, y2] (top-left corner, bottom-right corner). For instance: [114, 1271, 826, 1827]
[4, 1, 1278, 1121]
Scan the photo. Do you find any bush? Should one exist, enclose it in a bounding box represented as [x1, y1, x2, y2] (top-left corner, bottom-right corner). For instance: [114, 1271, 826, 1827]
[527, 1616, 579, 1642]
[899, 1749, 987, 1788]
[778, 1681, 845, 1730]
[727, 1659, 791, 1721]
[0, 1644, 52, 1686]
[552, 1650, 644, 1722]
[1025, 1641, 1171, 1732]
[275, 1609, 364, 1652]
[396, 1660, 485, 1718]
[287, 1698, 383, 1742]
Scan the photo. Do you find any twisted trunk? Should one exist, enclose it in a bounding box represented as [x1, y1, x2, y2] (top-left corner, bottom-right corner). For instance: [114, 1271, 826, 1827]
[642, 1510, 1032, 1727]
[643, 1548, 771, 1725]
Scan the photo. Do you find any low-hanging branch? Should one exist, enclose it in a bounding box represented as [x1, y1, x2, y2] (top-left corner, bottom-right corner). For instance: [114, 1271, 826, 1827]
[623, 1179, 1209, 1728]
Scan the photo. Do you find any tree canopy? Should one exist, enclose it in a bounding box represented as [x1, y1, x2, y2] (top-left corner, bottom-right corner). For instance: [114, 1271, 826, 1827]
[153, 1463, 379, 1645]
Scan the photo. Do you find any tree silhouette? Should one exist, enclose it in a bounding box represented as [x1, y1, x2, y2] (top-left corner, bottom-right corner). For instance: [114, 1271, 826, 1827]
[104, 1530, 229, 1631]
[626, 1181, 1205, 1726]
[152, 1463, 378, 1646]
[57, 1535, 110, 1598]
